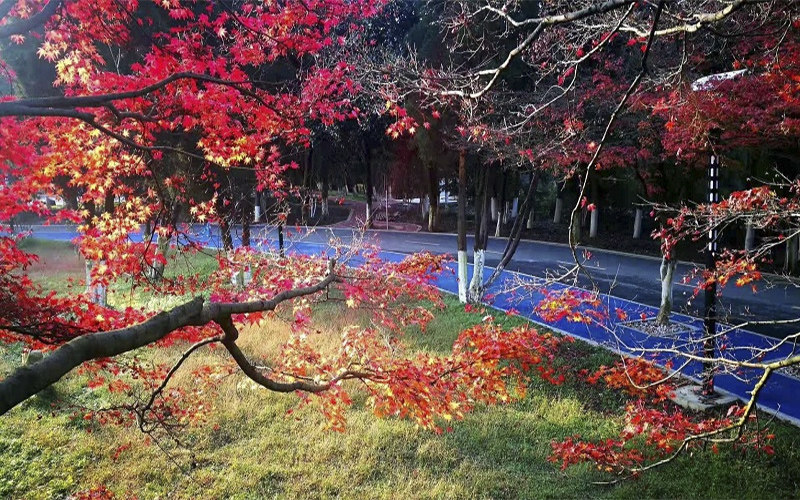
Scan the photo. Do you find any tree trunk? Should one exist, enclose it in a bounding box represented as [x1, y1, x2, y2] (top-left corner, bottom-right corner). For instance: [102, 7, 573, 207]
[490, 197, 498, 221]
[468, 166, 490, 303]
[364, 137, 373, 228]
[482, 173, 538, 293]
[570, 205, 581, 246]
[494, 171, 506, 237]
[427, 162, 439, 232]
[301, 146, 313, 222]
[254, 190, 261, 222]
[320, 160, 329, 218]
[150, 232, 170, 282]
[656, 255, 677, 325]
[457, 151, 468, 303]
[633, 207, 643, 239]
[589, 207, 599, 238]
[527, 209, 534, 229]
[786, 234, 799, 275]
[84, 259, 107, 307]
[744, 222, 755, 252]
[553, 196, 563, 224]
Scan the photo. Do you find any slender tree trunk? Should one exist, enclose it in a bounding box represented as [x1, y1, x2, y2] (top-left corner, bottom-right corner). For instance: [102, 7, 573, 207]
[457, 151, 468, 303]
[301, 146, 313, 222]
[656, 255, 677, 325]
[468, 166, 490, 303]
[427, 162, 439, 232]
[150, 201, 180, 282]
[744, 222, 755, 252]
[570, 205, 581, 245]
[589, 207, 599, 238]
[633, 207, 643, 239]
[483, 173, 538, 292]
[320, 160, 329, 218]
[553, 196, 563, 224]
[494, 171, 506, 237]
[786, 234, 799, 275]
[215, 193, 234, 253]
[490, 196, 498, 221]
[364, 136, 373, 228]
[84, 194, 115, 306]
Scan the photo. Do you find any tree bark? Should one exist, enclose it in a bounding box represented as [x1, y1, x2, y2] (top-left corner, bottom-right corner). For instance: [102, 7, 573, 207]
[0, 265, 339, 416]
[656, 255, 677, 325]
[320, 159, 329, 218]
[589, 206, 599, 238]
[427, 161, 439, 232]
[482, 173, 538, 293]
[633, 207, 643, 239]
[468, 165, 490, 303]
[494, 170, 506, 238]
[457, 151, 468, 303]
[301, 146, 313, 222]
[363, 136, 373, 228]
[553, 196, 563, 224]
[786, 234, 799, 275]
[744, 222, 755, 252]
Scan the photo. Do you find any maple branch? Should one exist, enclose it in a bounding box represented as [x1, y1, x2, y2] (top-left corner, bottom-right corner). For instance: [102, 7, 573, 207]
[0, 296, 206, 416]
[0, 72, 258, 116]
[620, 0, 752, 37]
[566, 1, 665, 288]
[137, 334, 223, 431]
[445, 0, 635, 99]
[0, 260, 339, 416]
[0, 0, 61, 39]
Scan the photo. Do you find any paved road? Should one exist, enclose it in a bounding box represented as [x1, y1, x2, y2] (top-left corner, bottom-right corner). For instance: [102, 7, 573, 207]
[27, 224, 800, 337]
[27, 224, 800, 424]
[226, 225, 796, 338]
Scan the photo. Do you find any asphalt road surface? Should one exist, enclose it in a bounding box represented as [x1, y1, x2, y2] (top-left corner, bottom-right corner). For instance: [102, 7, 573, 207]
[28, 224, 800, 338]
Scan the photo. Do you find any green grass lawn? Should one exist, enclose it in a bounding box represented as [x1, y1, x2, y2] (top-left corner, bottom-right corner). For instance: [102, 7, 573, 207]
[2, 239, 800, 499]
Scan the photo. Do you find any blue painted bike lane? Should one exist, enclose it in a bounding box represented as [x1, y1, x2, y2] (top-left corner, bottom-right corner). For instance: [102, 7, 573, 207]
[28, 227, 800, 427]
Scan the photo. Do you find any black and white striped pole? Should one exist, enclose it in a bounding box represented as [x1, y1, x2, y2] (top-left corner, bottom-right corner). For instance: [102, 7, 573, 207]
[702, 134, 720, 397]
[692, 72, 745, 398]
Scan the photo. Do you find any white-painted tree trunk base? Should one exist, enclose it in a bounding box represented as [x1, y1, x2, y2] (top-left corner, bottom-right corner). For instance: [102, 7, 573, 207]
[468, 249, 486, 303]
[527, 210, 534, 229]
[321, 198, 329, 217]
[511, 197, 519, 218]
[553, 198, 563, 224]
[85, 259, 107, 306]
[457, 250, 468, 303]
[254, 205, 261, 222]
[490, 197, 498, 221]
[589, 209, 598, 238]
[633, 208, 643, 239]
[657, 257, 676, 324]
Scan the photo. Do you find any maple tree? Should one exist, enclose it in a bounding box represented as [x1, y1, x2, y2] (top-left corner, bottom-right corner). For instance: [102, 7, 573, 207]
[379, 0, 800, 478]
[2, 0, 800, 488]
[0, 0, 572, 451]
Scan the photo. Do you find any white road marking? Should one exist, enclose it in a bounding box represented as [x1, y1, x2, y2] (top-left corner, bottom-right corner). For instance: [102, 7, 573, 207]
[556, 259, 606, 271]
[406, 240, 440, 246]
